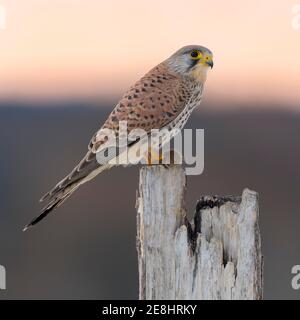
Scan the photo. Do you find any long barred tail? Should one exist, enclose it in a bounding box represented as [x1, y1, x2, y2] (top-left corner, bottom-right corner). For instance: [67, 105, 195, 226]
[23, 181, 82, 231]
[23, 150, 111, 231]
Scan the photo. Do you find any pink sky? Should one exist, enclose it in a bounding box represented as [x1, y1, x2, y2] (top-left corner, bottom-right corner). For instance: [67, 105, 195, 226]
[0, 0, 300, 108]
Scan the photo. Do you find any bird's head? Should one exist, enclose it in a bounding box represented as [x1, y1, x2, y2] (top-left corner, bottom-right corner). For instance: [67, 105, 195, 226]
[166, 45, 213, 83]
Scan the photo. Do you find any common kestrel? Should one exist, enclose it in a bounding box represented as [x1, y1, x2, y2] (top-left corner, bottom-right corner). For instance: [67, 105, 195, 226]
[24, 45, 213, 230]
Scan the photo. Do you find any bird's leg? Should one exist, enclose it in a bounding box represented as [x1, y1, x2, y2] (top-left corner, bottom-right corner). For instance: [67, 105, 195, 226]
[144, 148, 181, 168]
[146, 147, 164, 165]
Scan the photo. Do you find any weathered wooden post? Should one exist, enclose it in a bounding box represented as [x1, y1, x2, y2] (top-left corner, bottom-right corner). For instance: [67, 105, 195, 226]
[136, 166, 263, 300]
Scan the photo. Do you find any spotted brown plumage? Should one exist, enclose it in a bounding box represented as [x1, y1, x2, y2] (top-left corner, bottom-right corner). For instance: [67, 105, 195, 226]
[24, 45, 213, 230]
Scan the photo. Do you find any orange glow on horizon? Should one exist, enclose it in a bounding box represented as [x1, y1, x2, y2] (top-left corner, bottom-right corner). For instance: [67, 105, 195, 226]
[0, 0, 299, 108]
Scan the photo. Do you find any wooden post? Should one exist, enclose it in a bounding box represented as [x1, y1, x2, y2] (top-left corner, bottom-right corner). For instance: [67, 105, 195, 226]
[136, 166, 263, 300]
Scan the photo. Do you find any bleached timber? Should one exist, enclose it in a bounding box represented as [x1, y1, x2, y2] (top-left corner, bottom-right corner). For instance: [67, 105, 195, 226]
[136, 166, 263, 300]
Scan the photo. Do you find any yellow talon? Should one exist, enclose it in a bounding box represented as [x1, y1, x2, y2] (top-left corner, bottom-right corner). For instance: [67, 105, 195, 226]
[146, 147, 164, 165]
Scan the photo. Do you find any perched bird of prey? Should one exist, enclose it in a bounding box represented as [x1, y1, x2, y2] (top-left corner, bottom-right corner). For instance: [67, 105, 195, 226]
[23, 45, 213, 231]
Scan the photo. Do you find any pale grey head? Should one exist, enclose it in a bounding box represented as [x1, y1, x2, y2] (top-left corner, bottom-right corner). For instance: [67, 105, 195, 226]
[166, 45, 214, 83]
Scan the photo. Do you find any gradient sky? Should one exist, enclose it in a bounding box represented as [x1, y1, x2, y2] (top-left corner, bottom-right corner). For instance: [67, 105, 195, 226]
[0, 0, 300, 108]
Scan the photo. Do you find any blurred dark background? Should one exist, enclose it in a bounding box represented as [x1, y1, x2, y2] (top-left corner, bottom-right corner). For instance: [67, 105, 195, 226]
[0, 101, 299, 299]
[1, 0, 300, 301]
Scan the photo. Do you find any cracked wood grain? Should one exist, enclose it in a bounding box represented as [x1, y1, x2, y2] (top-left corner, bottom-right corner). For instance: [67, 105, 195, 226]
[136, 166, 263, 300]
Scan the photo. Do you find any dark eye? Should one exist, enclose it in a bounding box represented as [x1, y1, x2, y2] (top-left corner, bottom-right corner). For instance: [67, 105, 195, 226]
[190, 50, 200, 59]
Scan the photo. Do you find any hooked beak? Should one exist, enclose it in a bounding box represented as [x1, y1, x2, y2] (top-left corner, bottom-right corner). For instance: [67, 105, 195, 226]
[206, 60, 214, 69]
[203, 54, 214, 69]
